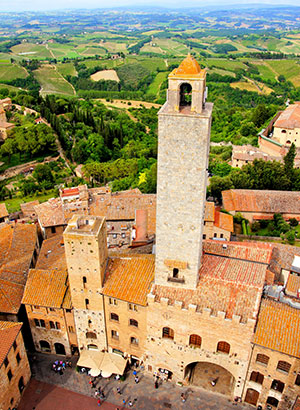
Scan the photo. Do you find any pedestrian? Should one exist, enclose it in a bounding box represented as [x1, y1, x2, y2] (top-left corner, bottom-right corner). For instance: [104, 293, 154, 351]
[97, 399, 101, 407]
[128, 400, 133, 407]
[122, 399, 126, 406]
[134, 361, 138, 368]
[133, 369, 137, 377]
[154, 380, 159, 389]
[134, 376, 139, 384]
[100, 391, 105, 400]
[181, 393, 186, 403]
[68, 361, 72, 368]
[211, 377, 218, 386]
[116, 387, 121, 395]
[62, 362, 66, 369]
[115, 374, 120, 381]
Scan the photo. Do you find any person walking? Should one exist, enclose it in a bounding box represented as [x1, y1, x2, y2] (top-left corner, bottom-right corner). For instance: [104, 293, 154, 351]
[133, 369, 137, 377]
[97, 399, 101, 407]
[128, 401, 133, 407]
[154, 379, 159, 389]
[181, 393, 186, 403]
[134, 376, 139, 384]
[116, 387, 121, 395]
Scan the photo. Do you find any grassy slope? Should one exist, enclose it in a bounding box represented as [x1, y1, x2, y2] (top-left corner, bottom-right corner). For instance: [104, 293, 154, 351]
[34, 66, 75, 96]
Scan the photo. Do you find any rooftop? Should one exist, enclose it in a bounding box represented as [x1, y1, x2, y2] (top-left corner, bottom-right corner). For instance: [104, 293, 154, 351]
[64, 215, 105, 236]
[22, 268, 69, 309]
[214, 211, 233, 232]
[153, 250, 267, 321]
[34, 198, 66, 228]
[0, 224, 37, 314]
[253, 298, 300, 358]
[222, 189, 300, 214]
[35, 234, 66, 271]
[0, 321, 22, 367]
[20, 200, 39, 218]
[102, 255, 155, 306]
[169, 54, 205, 78]
[0, 202, 8, 219]
[274, 102, 300, 130]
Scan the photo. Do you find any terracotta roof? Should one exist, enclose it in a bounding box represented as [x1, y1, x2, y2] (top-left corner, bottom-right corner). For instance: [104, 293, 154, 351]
[0, 224, 37, 314]
[269, 243, 300, 278]
[153, 252, 266, 321]
[0, 321, 22, 367]
[274, 102, 300, 130]
[61, 187, 79, 197]
[222, 189, 300, 214]
[253, 298, 300, 357]
[102, 255, 155, 306]
[22, 268, 68, 308]
[35, 198, 66, 228]
[286, 274, 300, 297]
[170, 54, 205, 77]
[0, 203, 8, 218]
[214, 211, 233, 232]
[20, 200, 39, 218]
[203, 240, 273, 264]
[36, 235, 66, 271]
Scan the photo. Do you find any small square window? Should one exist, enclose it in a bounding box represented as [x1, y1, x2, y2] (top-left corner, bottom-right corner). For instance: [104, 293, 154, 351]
[4, 357, 8, 368]
[13, 341, 17, 351]
[16, 353, 21, 364]
[7, 369, 13, 381]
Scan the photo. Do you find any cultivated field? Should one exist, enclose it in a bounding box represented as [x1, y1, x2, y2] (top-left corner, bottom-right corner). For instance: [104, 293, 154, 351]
[0, 63, 28, 81]
[91, 69, 120, 82]
[95, 99, 161, 109]
[33, 66, 75, 96]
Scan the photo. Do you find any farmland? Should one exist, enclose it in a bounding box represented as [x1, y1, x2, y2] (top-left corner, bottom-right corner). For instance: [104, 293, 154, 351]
[33, 66, 75, 96]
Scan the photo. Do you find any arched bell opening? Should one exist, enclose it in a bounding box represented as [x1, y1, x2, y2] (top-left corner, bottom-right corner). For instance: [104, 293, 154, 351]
[179, 82, 192, 109]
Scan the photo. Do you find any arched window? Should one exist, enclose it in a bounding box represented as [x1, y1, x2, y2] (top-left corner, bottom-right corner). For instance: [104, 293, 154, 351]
[86, 331, 97, 339]
[83, 276, 87, 287]
[256, 353, 269, 366]
[85, 298, 89, 309]
[271, 379, 285, 393]
[173, 268, 179, 278]
[189, 334, 202, 348]
[286, 140, 291, 144]
[180, 83, 192, 107]
[244, 388, 259, 406]
[267, 397, 279, 408]
[110, 313, 119, 322]
[250, 371, 264, 385]
[129, 319, 138, 327]
[277, 361, 291, 374]
[217, 341, 230, 354]
[281, 129, 287, 133]
[39, 340, 51, 353]
[18, 377, 24, 393]
[87, 344, 98, 350]
[162, 327, 174, 340]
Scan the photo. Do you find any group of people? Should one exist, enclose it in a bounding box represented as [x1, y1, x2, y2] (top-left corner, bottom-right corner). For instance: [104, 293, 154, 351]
[51, 360, 72, 375]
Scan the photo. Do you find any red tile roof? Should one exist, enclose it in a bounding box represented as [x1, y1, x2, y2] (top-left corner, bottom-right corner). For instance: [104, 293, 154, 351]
[22, 269, 68, 308]
[253, 298, 300, 357]
[222, 189, 300, 214]
[153, 252, 267, 321]
[103, 255, 155, 306]
[0, 224, 37, 314]
[204, 202, 215, 222]
[34, 198, 66, 228]
[61, 187, 79, 197]
[0, 203, 8, 219]
[274, 102, 300, 130]
[0, 321, 22, 367]
[214, 211, 233, 232]
[36, 235, 66, 271]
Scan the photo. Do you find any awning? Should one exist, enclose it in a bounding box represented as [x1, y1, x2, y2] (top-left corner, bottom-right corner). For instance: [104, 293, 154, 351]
[77, 350, 127, 377]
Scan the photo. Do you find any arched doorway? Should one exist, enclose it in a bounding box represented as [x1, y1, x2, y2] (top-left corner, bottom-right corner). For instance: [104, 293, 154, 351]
[179, 83, 192, 108]
[245, 388, 260, 406]
[39, 340, 51, 353]
[184, 362, 235, 397]
[54, 343, 66, 355]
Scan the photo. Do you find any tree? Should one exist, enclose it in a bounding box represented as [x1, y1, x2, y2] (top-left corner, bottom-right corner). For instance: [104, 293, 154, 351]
[285, 230, 295, 245]
[251, 104, 270, 127]
[209, 176, 234, 203]
[33, 164, 54, 184]
[284, 142, 296, 182]
[0, 138, 15, 161]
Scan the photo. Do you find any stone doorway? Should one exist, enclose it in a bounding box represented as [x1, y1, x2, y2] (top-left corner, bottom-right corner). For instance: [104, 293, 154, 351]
[184, 361, 235, 397]
[54, 343, 66, 355]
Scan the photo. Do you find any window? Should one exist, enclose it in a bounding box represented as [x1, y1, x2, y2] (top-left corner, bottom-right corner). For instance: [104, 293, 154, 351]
[189, 334, 202, 348]
[13, 341, 17, 351]
[130, 337, 139, 345]
[295, 374, 300, 386]
[271, 379, 285, 393]
[214, 233, 217, 238]
[111, 330, 119, 340]
[162, 327, 174, 340]
[7, 369, 13, 381]
[16, 353, 21, 364]
[250, 371, 264, 385]
[51, 226, 56, 234]
[39, 340, 51, 352]
[4, 357, 8, 368]
[203, 234, 206, 239]
[66, 309, 71, 313]
[50, 321, 60, 330]
[109, 298, 118, 305]
[83, 276, 87, 287]
[68, 326, 74, 333]
[179, 82, 192, 107]
[277, 361, 291, 374]
[34, 305, 40, 310]
[173, 268, 179, 278]
[256, 353, 269, 366]
[266, 397, 279, 408]
[85, 298, 89, 309]
[34, 319, 45, 328]
[217, 341, 230, 354]
[220, 234, 224, 238]
[49, 308, 55, 312]
[86, 331, 97, 339]
[128, 303, 138, 311]
[129, 319, 138, 327]
[110, 313, 119, 322]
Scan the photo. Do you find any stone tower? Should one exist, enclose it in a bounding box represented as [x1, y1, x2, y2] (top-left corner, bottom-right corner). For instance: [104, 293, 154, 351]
[64, 215, 108, 351]
[155, 54, 213, 290]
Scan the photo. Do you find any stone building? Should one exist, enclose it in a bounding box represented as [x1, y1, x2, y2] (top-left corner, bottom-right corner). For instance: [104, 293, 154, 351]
[222, 189, 300, 223]
[0, 202, 9, 223]
[0, 321, 31, 410]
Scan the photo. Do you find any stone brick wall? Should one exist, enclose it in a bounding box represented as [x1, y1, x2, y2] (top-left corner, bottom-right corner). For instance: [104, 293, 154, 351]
[0, 330, 31, 410]
[145, 294, 255, 398]
[155, 103, 213, 290]
[244, 344, 300, 409]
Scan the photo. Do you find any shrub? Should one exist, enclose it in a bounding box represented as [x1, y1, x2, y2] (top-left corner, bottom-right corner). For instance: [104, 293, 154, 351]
[251, 221, 260, 232]
[289, 218, 298, 227]
[285, 230, 295, 245]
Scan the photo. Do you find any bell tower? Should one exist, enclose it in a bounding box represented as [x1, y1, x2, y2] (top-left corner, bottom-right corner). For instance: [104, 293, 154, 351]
[155, 54, 213, 290]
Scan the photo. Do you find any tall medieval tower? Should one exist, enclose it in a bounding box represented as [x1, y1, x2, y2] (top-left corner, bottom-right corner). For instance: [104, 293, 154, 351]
[64, 215, 108, 351]
[155, 54, 213, 290]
